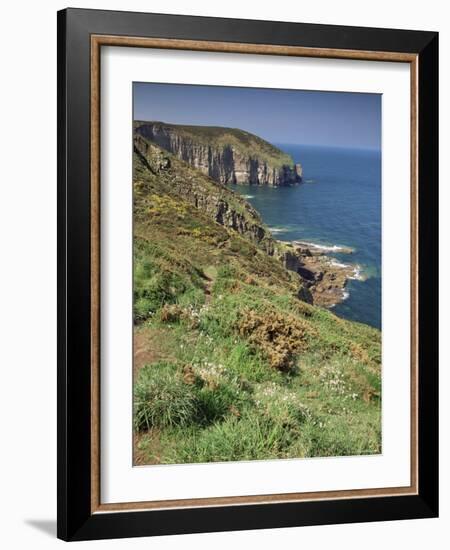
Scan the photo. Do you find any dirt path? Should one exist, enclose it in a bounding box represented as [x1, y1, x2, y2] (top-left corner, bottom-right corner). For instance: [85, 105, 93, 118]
[133, 327, 175, 376]
[203, 265, 217, 304]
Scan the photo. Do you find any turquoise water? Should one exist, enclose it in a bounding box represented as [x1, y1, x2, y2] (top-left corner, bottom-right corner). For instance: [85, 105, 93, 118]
[234, 144, 381, 329]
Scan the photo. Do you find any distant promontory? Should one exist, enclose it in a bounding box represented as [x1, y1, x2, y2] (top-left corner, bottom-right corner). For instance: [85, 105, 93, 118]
[134, 121, 303, 187]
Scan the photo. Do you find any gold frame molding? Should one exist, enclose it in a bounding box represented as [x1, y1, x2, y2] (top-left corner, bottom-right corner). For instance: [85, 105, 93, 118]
[90, 35, 419, 514]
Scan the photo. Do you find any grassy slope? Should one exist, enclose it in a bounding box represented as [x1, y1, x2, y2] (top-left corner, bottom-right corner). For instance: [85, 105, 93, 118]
[134, 120, 295, 168]
[133, 142, 381, 465]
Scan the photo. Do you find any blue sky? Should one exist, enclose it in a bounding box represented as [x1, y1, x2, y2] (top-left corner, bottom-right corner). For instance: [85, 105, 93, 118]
[134, 82, 381, 150]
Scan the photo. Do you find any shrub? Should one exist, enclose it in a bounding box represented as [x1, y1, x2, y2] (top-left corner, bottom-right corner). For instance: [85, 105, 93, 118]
[134, 362, 197, 431]
[159, 304, 184, 323]
[349, 342, 371, 364]
[238, 308, 311, 371]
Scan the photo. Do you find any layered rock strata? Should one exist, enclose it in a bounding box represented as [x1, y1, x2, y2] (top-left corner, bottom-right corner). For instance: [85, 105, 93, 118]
[135, 121, 302, 186]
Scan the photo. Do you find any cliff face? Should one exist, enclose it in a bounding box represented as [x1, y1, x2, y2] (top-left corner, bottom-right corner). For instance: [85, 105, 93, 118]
[135, 121, 302, 187]
[134, 133, 360, 309]
[134, 134, 276, 255]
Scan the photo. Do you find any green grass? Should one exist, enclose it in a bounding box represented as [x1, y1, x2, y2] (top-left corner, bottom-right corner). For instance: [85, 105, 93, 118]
[134, 270, 381, 462]
[162, 413, 304, 463]
[132, 140, 382, 465]
[134, 362, 198, 430]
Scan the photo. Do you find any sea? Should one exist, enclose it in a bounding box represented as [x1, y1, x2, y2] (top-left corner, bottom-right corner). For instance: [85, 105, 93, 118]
[234, 144, 382, 330]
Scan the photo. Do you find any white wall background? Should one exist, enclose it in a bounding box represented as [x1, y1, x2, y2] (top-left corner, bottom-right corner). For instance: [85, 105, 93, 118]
[0, 1, 446, 548]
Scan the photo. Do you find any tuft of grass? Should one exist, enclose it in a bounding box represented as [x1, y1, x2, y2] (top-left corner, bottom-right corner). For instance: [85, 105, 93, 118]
[134, 362, 198, 430]
[162, 412, 303, 464]
[195, 384, 243, 425]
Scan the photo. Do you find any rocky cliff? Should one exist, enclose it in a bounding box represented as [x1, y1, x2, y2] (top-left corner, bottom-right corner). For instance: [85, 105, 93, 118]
[134, 134, 277, 255]
[134, 133, 357, 308]
[134, 121, 302, 187]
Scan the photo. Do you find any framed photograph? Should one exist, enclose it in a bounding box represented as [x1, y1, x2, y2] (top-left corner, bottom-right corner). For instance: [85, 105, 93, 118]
[57, 8, 438, 541]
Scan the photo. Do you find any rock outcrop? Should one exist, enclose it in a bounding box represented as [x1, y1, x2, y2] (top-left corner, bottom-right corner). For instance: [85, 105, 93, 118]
[276, 241, 362, 307]
[134, 134, 276, 255]
[135, 121, 302, 187]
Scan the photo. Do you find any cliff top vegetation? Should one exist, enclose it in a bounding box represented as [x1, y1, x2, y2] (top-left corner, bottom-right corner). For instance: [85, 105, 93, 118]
[134, 120, 295, 168]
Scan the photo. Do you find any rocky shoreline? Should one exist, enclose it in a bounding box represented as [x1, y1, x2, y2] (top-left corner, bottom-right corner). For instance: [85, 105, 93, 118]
[277, 240, 364, 308]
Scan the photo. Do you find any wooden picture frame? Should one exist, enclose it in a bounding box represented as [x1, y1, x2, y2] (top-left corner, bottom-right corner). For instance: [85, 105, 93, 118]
[57, 8, 438, 541]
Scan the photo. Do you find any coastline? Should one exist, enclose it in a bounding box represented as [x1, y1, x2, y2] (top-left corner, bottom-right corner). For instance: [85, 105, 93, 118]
[277, 239, 364, 308]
